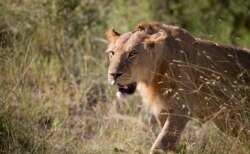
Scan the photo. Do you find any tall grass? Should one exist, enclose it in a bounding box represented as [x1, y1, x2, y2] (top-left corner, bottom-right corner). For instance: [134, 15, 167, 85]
[0, 0, 249, 153]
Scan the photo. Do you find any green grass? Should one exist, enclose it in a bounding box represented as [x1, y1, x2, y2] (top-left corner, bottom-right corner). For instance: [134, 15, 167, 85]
[0, 0, 249, 153]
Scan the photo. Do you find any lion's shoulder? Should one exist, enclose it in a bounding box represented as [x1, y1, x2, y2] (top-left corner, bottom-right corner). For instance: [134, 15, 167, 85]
[194, 38, 250, 68]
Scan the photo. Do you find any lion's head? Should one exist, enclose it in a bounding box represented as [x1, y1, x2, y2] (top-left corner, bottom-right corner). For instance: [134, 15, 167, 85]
[106, 27, 167, 98]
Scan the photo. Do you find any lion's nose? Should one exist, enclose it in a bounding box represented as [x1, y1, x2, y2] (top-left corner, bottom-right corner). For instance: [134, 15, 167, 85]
[110, 72, 123, 80]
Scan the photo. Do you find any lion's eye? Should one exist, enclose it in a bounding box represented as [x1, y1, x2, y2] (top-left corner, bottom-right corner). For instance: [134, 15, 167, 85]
[128, 51, 137, 58]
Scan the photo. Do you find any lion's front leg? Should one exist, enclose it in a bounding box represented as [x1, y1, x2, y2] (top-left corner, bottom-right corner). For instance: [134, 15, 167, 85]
[155, 109, 168, 128]
[150, 113, 190, 153]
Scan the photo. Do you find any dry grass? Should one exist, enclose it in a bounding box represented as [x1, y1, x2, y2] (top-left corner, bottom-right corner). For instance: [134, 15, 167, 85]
[0, 0, 249, 154]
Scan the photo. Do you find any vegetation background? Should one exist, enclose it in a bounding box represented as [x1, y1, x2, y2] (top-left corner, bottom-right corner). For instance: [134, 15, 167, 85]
[0, 0, 249, 153]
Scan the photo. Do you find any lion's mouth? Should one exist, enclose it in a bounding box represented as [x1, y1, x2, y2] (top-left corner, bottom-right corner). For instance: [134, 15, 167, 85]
[117, 83, 137, 95]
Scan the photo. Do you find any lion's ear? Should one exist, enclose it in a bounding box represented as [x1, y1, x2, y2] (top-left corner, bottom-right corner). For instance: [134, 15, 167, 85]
[134, 24, 145, 31]
[107, 28, 120, 42]
[144, 30, 167, 47]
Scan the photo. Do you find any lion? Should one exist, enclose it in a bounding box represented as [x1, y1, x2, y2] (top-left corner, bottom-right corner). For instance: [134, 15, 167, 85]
[106, 22, 250, 153]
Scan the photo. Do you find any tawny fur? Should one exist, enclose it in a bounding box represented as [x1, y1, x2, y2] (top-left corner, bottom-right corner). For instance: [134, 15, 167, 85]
[107, 22, 250, 153]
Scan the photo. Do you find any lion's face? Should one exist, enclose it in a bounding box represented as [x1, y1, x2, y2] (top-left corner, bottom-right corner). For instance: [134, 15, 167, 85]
[106, 28, 166, 98]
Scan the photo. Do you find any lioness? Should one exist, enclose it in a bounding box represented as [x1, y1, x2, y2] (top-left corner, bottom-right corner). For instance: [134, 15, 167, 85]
[106, 22, 250, 153]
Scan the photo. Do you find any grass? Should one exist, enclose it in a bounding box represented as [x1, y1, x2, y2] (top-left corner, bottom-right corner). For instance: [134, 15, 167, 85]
[0, 0, 249, 154]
